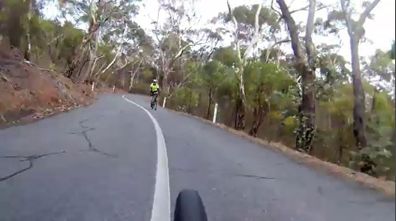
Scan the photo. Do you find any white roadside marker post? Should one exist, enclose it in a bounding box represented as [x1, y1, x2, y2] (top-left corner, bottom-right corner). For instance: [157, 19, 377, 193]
[162, 97, 167, 108]
[212, 103, 218, 123]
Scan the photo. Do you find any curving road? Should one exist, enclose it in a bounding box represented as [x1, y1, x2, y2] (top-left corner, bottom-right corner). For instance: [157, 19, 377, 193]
[0, 94, 394, 221]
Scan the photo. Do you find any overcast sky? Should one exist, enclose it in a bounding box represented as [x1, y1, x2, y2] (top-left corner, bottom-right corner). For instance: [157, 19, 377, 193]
[44, 0, 395, 59]
[135, 0, 395, 59]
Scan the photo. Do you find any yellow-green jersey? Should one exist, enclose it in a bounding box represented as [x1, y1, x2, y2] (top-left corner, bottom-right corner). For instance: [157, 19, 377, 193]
[150, 83, 160, 94]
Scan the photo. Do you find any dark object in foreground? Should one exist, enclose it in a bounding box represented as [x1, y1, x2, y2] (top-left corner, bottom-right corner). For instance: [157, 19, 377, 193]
[174, 189, 208, 221]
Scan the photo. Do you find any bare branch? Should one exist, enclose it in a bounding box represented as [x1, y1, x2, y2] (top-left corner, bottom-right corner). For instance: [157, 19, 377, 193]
[153, 6, 162, 43]
[254, 4, 262, 34]
[271, 0, 282, 16]
[272, 38, 291, 47]
[173, 43, 191, 60]
[357, 0, 381, 26]
[227, 0, 242, 62]
[340, 0, 354, 36]
[305, 0, 316, 68]
[243, 3, 263, 58]
[276, 0, 305, 62]
[47, 34, 64, 46]
[99, 22, 128, 75]
[289, 5, 309, 14]
[262, 39, 290, 63]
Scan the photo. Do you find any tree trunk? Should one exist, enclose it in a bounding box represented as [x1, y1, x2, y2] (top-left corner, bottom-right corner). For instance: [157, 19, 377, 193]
[350, 36, 367, 149]
[341, 0, 381, 149]
[234, 97, 246, 130]
[65, 19, 99, 82]
[338, 139, 344, 164]
[249, 106, 266, 137]
[296, 67, 316, 152]
[162, 69, 170, 95]
[79, 46, 95, 83]
[66, 46, 89, 82]
[88, 55, 99, 82]
[206, 87, 213, 119]
[277, 0, 316, 152]
[24, 0, 33, 61]
[0, 1, 3, 42]
[234, 65, 247, 130]
[24, 31, 31, 61]
[129, 71, 136, 91]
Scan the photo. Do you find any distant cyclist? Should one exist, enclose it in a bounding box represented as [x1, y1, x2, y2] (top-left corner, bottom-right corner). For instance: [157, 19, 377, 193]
[150, 79, 160, 110]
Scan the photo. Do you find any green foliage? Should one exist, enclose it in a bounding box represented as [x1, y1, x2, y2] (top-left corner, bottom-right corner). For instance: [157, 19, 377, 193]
[202, 61, 227, 90]
[364, 49, 395, 93]
[98, 43, 114, 63]
[324, 84, 354, 119]
[225, 5, 280, 29]
[212, 47, 239, 67]
[316, 49, 350, 100]
[170, 87, 199, 113]
[58, 22, 84, 62]
[371, 92, 395, 122]
[349, 145, 393, 177]
[216, 71, 238, 101]
[161, 33, 189, 55]
[1, 0, 30, 47]
[282, 116, 298, 134]
[259, 48, 283, 63]
[244, 62, 295, 108]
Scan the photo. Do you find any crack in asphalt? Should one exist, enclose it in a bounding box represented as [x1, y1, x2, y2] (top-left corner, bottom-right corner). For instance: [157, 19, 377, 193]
[69, 119, 117, 158]
[172, 167, 276, 181]
[0, 118, 115, 182]
[0, 151, 66, 182]
[233, 173, 277, 180]
[79, 119, 90, 129]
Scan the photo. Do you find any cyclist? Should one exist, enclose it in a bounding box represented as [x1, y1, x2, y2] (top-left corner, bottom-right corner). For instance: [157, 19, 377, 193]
[150, 79, 160, 110]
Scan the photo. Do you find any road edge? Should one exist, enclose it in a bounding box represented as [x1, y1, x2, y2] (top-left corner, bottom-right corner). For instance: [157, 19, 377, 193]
[165, 107, 395, 197]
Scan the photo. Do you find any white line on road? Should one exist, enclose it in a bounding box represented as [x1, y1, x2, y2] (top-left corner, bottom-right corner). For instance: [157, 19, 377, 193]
[122, 95, 170, 221]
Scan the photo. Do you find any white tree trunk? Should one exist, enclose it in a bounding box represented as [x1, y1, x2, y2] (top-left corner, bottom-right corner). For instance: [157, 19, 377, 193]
[25, 0, 33, 60]
[98, 23, 128, 76]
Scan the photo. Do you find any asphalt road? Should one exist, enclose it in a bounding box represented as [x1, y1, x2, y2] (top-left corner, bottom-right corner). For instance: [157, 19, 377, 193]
[0, 94, 394, 221]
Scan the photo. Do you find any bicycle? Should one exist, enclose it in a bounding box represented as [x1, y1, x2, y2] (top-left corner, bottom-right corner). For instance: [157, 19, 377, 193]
[150, 92, 158, 110]
[174, 189, 208, 221]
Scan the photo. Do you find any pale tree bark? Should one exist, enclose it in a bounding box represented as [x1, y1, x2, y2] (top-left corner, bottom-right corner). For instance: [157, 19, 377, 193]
[86, 29, 101, 82]
[65, 0, 115, 83]
[24, 0, 34, 61]
[89, 54, 104, 81]
[341, 0, 381, 149]
[97, 23, 129, 78]
[66, 3, 100, 82]
[129, 60, 143, 91]
[154, 0, 211, 98]
[157, 42, 192, 95]
[79, 37, 97, 83]
[227, 0, 263, 130]
[277, 0, 317, 152]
